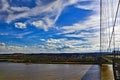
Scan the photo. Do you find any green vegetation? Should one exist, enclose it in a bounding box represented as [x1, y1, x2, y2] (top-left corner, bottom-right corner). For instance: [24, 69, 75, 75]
[0, 53, 119, 64]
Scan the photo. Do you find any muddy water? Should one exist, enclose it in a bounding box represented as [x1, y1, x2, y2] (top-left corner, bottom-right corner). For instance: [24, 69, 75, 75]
[102, 64, 114, 80]
[0, 62, 113, 80]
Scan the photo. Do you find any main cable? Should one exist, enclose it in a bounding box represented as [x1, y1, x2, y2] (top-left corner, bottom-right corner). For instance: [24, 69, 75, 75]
[108, 0, 120, 51]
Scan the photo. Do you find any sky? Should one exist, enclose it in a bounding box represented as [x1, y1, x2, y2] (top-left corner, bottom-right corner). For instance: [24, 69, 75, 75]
[0, 0, 101, 53]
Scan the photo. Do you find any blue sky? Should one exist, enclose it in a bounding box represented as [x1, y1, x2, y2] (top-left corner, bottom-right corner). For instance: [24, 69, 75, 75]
[0, 0, 100, 53]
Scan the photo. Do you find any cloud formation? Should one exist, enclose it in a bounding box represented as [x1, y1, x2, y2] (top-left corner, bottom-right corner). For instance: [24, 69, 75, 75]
[1, 0, 114, 53]
[0, 0, 94, 31]
[38, 38, 97, 53]
[56, 0, 100, 52]
[0, 37, 99, 53]
[0, 42, 5, 47]
[15, 22, 26, 29]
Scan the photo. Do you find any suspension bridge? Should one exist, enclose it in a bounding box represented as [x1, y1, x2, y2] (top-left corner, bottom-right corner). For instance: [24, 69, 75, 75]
[100, 0, 120, 80]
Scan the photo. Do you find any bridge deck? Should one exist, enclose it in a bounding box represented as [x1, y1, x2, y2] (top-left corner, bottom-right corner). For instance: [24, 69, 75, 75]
[113, 59, 120, 80]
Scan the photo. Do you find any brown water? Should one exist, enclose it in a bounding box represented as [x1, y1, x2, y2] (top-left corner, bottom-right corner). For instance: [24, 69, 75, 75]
[0, 62, 111, 80]
[101, 64, 114, 80]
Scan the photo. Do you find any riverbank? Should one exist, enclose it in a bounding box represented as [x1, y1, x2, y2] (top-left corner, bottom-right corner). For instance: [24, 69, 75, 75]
[0, 53, 101, 64]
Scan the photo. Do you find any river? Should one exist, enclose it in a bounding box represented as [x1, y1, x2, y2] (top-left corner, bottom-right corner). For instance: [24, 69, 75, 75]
[0, 63, 113, 80]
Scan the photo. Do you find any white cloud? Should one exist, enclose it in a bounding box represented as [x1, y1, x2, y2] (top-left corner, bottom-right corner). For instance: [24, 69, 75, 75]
[58, 0, 100, 35]
[40, 39, 45, 41]
[1, 0, 120, 53]
[58, 13, 100, 38]
[0, 42, 7, 53]
[8, 46, 23, 50]
[0, 38, 99, 53]
[15, 22, 26, 29]
[32, 20, 48, 31]
[65, 32, 98, 38]
[38, 38, 96, 53]
[10, 7, 30, 12]
[56, 0, 100, 52]
[0, 42, 6, 52]
[0, 42, 5, 47]
[75, 0, 98, 10]
[0, 33, 9, 36]
[15, 31, 31, 38]
[0, 0, 9, 10]
[0, 0, 96, 31]
[0, 44, 38, 53]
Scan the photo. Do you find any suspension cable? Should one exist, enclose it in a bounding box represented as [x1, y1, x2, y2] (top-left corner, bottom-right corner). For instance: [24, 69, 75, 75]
[108, 0, 120, 51]
[100, 0, 102, 53]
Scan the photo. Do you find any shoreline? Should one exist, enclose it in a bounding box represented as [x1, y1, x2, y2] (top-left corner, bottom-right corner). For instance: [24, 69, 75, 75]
[0, 60, 105, 65]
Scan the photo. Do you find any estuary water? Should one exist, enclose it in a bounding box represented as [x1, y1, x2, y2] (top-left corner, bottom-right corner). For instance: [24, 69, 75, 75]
[0, 62, 113, 80]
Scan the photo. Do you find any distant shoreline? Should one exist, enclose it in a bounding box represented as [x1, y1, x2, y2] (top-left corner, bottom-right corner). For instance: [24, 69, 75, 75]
[0, 53, 119, 64]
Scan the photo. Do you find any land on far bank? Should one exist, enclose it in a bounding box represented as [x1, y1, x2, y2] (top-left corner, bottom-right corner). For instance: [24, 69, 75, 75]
[0, 52, 119, 64]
